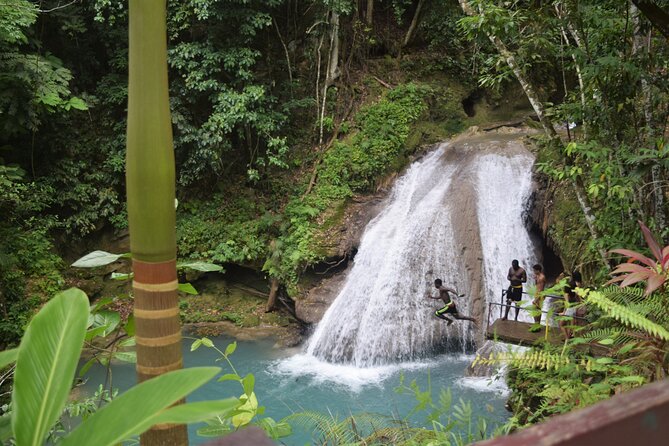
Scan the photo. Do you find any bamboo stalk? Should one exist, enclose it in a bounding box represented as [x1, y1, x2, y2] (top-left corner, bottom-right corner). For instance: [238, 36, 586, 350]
[127, 1, 187, 444]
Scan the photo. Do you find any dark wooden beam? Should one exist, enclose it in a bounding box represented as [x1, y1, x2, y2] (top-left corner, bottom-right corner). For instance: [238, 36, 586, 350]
[632, 0, 669, 39]
[473, 378, 669, 446]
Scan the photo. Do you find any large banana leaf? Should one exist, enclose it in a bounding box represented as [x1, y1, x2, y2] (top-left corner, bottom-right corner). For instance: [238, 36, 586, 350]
[0, 348, 17, 369]
[60, 367, 226, 446]
[11, 288, 89, 446]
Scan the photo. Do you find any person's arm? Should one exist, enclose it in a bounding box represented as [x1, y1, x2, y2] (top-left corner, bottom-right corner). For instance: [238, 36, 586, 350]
[521, 269, 527, 283]
[507, 268, 512, 281]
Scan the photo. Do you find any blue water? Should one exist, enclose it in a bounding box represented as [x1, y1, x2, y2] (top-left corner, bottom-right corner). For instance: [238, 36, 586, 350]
[80, 336, 509, 445]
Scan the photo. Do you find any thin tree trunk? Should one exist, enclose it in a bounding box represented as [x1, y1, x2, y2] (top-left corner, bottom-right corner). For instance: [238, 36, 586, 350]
[459, 0, 610, 269]
[403, 0, 424, 47]
[366, 0, 374, 26]
[127, 1, 187, 445]
[266, 278, 280, 312]
[273, 17, 293, 85]
[632, 3, 666, 230]
[319, 10, 340, 146]
[556, 5, 587, 138]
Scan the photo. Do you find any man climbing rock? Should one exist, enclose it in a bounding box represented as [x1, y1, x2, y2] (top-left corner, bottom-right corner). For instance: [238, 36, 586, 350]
[426, 279, 477, 325]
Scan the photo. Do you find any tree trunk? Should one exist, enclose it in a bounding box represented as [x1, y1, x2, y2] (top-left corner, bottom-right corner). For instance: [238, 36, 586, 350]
[366, 0, 374, 26]
[319, 10, 340, 145]
[459, 0, 610, 270]
[402, 0, 425, 47]
[266, 278, 280, 312]
[632, 3, 666, 230]
[556, 5, 587, 138]
[127, 1, 187, 445]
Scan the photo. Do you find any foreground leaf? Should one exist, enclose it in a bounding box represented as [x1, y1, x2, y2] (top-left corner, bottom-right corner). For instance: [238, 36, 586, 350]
[0, 348, 18, 369]
[61, 367, 221, 446]
[12, 288, 89, 446]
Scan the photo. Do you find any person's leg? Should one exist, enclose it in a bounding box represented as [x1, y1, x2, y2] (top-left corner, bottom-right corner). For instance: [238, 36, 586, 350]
[533, 299, 542, 324]
[502, 299, 512, 320]
[435, 308, 454, 325]
[454, 313, 478, 324]
[514, 301, 520, 321]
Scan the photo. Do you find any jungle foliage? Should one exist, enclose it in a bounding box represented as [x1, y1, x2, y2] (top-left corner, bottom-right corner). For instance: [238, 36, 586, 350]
[2, 0, 669, 442]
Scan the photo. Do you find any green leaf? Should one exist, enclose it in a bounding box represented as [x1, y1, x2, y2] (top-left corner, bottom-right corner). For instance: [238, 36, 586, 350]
[67, 97, 88, 111]
[0, 414, 12, 443]
[201, 337, 214, 348]
[112, 351, 136, 363]
[598, 338, 615, 345]
[12, 288, 90, 446]
[151, 399, 239, 425]
[117, 337, 136, 347]
[110, 272, 133, 281]
[124, 315, 136, 337]
[218, 373, 241, 382]
[177, 261, 224, 272]
[0, 348, 18, 369]
[231, 392, 258, 427]
[71, 251, 130, 268]
[90, 310, 121, 337]
[191, 339, 202, 351]
[242, 373, 255, 397]
[616, 375, 645, 384]
[595, 357, 615, 364]
[197, 423, 232, 437]
[78, 358, 96, 378]
[178, 282, 198, 295]
[60, 367, 221, 446]
[224, 342, 237, 356]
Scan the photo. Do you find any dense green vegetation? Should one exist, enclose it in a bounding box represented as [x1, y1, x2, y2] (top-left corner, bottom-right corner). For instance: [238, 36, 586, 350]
[1, 0, 669, 444]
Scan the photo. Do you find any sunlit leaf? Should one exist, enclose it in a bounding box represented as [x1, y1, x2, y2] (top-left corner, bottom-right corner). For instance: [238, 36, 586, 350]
[71, 251, 130, 268]
[177, 261, 224, 272]
[60, 367, 222, 446]
[178, 283, 198, 295]
[12, 288, 89, 446]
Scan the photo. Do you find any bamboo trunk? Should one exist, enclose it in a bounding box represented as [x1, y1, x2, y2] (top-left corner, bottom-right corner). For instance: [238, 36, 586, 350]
[127, 1, 187, 445]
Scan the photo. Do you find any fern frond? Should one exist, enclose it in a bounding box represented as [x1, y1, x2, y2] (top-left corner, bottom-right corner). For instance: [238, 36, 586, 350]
[473, 350, 572, 371]
[585, 290, 669, 341]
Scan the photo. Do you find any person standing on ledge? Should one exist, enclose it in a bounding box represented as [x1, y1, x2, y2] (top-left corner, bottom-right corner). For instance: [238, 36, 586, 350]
[530, 263, 546, 330]
[503, 259, 527, 321]
[426, 279, 477, 326]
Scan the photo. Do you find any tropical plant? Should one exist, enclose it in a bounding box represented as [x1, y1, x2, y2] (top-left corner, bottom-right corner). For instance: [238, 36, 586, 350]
[189, 337, 291, 441]
[0, 288, 237, 446]
[608, 221, 669, 295]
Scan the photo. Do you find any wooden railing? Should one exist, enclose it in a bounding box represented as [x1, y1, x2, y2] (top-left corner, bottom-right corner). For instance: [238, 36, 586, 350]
[472, 378, 669, 445]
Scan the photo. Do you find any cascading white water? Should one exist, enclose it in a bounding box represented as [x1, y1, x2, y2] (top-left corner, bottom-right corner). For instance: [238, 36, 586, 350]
[475, 153, 538, 321]
[306, 137, 538, 367]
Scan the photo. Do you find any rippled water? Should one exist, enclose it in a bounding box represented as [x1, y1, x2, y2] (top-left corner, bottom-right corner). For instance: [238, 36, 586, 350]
[80, 336, 509, 445]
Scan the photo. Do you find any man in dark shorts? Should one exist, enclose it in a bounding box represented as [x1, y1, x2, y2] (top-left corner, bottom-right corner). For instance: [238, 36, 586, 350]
[503, 259, 527, 321]
[426, 279, 477, 326]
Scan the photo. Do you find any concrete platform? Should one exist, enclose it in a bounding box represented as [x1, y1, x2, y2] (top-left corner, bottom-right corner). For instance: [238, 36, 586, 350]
[485, 319, 609, 356]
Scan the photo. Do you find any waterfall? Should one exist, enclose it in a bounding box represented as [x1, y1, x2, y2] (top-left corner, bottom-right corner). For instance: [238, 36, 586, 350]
[476, 153, 538, 322]
[306, 136, 538, 367]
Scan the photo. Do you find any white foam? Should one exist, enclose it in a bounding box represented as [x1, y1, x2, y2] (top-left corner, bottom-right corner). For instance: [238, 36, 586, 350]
[273, 353, 452, 392]
[456, 373, 509, 397]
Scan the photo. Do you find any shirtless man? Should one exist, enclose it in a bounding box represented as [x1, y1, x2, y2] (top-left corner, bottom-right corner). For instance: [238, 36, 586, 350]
[503, 259, 527, 321]
[426, 279, 477, 326]
[532, 263, 546, 325]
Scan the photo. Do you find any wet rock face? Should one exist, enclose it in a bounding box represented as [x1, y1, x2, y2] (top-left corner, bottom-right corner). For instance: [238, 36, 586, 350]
[295, 264, 351, 325]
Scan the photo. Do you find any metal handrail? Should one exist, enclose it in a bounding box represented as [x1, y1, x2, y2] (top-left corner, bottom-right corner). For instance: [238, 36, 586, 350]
[485, 289, 587, 333]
